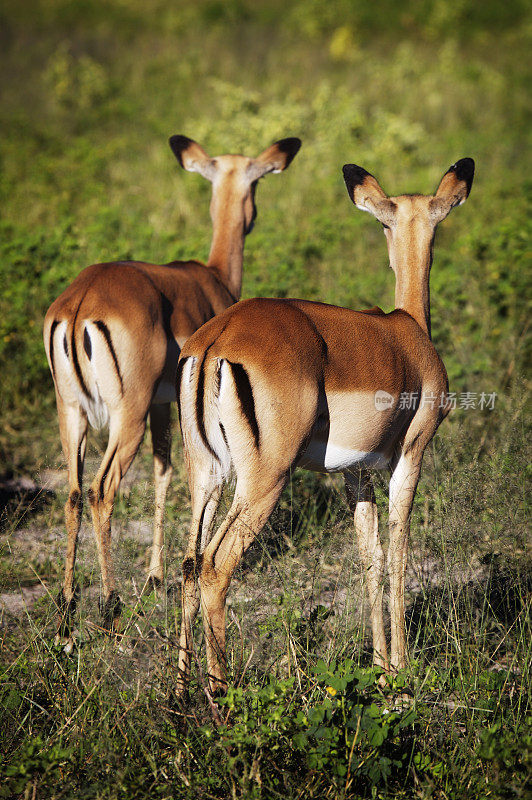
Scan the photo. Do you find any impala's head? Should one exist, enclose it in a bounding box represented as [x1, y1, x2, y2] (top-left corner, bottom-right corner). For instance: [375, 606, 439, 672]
[169, 135, 301, 234]
[342, 158, 475, 275]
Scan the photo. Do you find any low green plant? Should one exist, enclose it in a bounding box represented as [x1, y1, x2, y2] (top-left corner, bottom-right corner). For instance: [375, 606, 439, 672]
[204, 662, 419, 797]
[292, 662, 417, 785]
[0, 736, 73, 799]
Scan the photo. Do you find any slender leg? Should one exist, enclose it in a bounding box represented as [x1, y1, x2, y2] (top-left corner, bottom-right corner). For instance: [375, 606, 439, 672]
[147, 403, 173, 584]
[345, 469, 389, 672]
[177, 459, 225, 695]
[200, 484, 223, 552]
[177, 553, 201, 695]
[199, 479, 286, 694]
[88, 414, 146, 630]
[55, 396, 88, 647]
[388, 453, 422, 671]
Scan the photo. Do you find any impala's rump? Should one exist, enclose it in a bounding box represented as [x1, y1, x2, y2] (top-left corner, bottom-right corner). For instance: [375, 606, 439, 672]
[45, 261, 170, 399]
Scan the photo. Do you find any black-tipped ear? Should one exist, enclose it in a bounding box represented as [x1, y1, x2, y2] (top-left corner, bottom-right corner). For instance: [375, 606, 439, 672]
[342, 164, 390, 219]
[273, 137, 302, 169]
[342, 164, 372, 195]
[168, 135, 215, 179]
[251, 137, 302, 178]
[169, 135, 195, 168]
[433, 157, 475, 220]
[445, 157, 475, 198]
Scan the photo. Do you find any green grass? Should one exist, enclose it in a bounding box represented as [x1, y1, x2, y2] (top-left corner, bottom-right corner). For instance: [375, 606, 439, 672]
[0, 0, 531, 797]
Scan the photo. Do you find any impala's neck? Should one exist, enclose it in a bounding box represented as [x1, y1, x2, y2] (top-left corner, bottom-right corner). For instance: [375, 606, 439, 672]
[390, 229, 433, 339]
[207, 188, 247, 301]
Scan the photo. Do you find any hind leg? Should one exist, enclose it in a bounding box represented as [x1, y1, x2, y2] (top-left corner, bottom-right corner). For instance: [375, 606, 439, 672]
[177, 453, 224, 695]
[147, 403, 173, 585]
[199, 476, 287, 694]
[388, 452, 422, 671]
[55, 394, 88, 649]
[88, 412, 146, 631]
[345, 469, 388, 673]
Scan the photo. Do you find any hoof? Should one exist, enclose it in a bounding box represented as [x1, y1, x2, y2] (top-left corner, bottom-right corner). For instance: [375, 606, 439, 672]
[98, 590, 122, 632]
[390, 692, 414, 711]
[147, 574, 163, 591]
[54, 632, 78, 654]
[56, 586, 79, 641]
[209, 683, 228, 700]
[165, 580, 180, 597]
[63, 638, 75, 655]
[174, 684, 190, 705]
[378, 672, 388, 689]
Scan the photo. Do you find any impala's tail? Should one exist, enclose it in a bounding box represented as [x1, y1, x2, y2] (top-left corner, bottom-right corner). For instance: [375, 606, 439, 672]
[81, 319, 126, 428]
[177, 351, 263, 487]
[177, 354, 230, 483]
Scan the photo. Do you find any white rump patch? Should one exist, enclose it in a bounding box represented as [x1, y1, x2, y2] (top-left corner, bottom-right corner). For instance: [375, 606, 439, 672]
[81, 388, 109, 431]
[52, 321, 109, 429]
[179, 356, 232, 482]
[179, 357, 198, 442]
[184, 356, 196, 384]
[80, 321, 117, 430]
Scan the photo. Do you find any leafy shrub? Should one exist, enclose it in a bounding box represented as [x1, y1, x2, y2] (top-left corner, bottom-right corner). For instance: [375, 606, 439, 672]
[293, 661, 417, 785]
[209, 662, 418, 796]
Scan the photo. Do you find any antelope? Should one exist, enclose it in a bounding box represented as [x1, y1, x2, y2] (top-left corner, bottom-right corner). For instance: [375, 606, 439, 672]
[176, 158, 475, 694]
[43, 134, 301, 648]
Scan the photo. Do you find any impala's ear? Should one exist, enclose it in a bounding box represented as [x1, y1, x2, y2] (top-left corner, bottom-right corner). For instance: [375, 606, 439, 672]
[169, 135, 216, 181]
[342, 164, 396, 225]
[248, 137, 302, 180]
[430, 158, 475, 223]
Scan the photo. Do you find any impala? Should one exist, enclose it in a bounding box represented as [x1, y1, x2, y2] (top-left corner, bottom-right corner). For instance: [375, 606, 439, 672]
[43, 134, 301, 647]
[176, 157, 474, 693]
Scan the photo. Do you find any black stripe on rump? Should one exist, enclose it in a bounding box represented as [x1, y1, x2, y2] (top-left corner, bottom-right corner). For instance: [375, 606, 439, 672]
[175, 356, 186, 428]
[94, 321, 124, 395]
[83, 327, 92, 359]
[49, 320, 59, 378]
[227, 361, 260, 449]
[196, 349, 219, 461]
[219, 421, 228, 447]
[71, 310, 91, 400]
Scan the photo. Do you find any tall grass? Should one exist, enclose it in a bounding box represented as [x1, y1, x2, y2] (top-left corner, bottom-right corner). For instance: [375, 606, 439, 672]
[0, 0, 530, 797]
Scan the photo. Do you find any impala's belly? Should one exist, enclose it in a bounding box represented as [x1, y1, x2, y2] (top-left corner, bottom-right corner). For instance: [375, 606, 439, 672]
[297, 391, 402, 474]
[152, 379, 177, 404]
[298, 441, 389, 472]
[152, 338, 181, 404]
